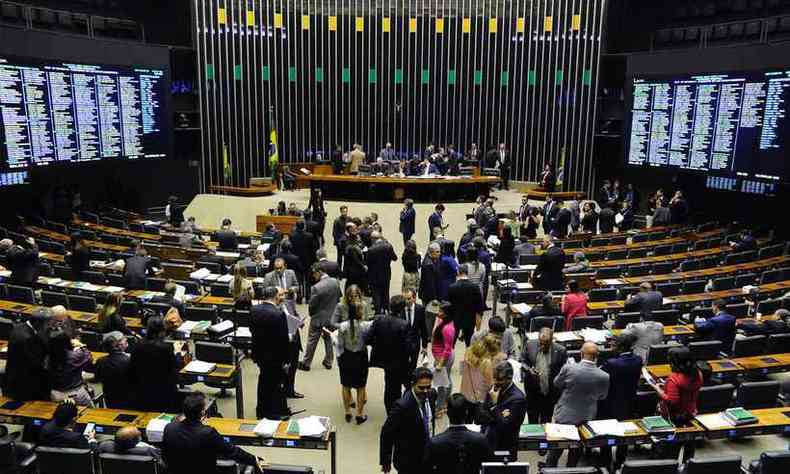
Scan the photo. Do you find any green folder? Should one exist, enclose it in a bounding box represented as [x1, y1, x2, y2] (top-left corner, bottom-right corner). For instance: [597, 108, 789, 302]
[520, 424, 546, 438]
[287, 420, 300, 436]
[640, 416, 674, 432]
[723, 407, 757, 425]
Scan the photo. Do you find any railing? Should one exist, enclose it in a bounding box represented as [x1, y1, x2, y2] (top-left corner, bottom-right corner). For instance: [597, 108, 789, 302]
[650, 14, 790, 50]
[0, 0, 144, 42]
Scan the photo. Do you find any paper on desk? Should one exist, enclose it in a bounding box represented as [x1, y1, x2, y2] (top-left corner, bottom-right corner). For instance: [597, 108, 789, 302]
[620, 421, 641, 434]
[554, 332, 579, 342]
[465, 424, 482, 432]
[579, 328, 609, 344]
[491, 262, 506, 272]
[546, 423, 581, 440]
[238, 244, 251, 250]
[234, 327, 252, 338]
[257, 243, 271, 252]
[498, 279, 517, 287]
[215, 251, 240, 258]
[588, 419, 625, 436]
[217, 274, 233, 283]
[183, 360, 217, 374]
[510, 303, 532, 315]
[145, 414, 176, 443]
[516, 282, 533, 290]
[598, 278, 624, 286]
[177, 320, 200, 335]
[254, 418, 281, 437]
[298, 416, 327, 437]
[520, 264, 537, 271]
[204, 274, 220, 282]
[174, 284, 186, 302]
[190, 268, 211, 279]
[695, 413, 734, 429]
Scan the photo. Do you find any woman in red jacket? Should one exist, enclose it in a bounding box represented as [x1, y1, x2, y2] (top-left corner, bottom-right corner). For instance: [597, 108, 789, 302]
[647, 347, 703, 462]
[561, 280, 588, 331]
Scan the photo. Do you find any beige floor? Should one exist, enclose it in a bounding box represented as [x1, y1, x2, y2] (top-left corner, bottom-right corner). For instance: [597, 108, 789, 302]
[183, 189, 787, 473]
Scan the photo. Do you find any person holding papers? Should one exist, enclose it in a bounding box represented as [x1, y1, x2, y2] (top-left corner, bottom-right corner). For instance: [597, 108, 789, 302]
[123, 244, 156, 290]
[150, 280, 186, 316]
[644, 347, 703, 463]
[423, 393, 494, 473]
[521, 328, 568, 424]
[250, 287, 291, 420]
[598, 334, 643, 473]
[546, 343, 609, 467]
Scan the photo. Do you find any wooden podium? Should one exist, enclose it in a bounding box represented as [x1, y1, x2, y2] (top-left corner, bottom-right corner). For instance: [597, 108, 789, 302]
[256, 215, 299, 235]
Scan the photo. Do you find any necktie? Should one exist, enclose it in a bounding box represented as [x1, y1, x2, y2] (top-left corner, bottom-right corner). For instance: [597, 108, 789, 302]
[421, 401, 430, 435]
[280, 274, 286, 289]
[408, 307, 413, 326]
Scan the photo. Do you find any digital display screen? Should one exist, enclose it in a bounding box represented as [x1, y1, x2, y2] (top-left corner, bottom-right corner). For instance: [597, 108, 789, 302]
[627, 69, 790, 192]
[0, 55, 169, 186]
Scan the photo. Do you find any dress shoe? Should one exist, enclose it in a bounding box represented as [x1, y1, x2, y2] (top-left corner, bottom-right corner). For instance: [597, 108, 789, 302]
[322, 361, 333, 370]
[287, 391, 304, 399]
[297, 362, 311, 371]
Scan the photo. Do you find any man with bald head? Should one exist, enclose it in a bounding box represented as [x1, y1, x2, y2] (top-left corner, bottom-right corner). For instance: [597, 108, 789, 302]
[366, 231, 397, 313]
[45, 305, 77, 341]
[546, 342, 609, 467]
[98, 426, 164, 468]
[521, 327, 567, 424]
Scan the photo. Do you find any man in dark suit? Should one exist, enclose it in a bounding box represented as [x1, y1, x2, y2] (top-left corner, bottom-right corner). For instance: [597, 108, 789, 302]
[532, 238, 566, 291]
[479, 361, 527, 458]
[290, 219, 318, 301]
[149, 281, 186, 316]
[521, 327, 568, 424]
[316, 248, 341, 279]
[215, 218, 238, 250]
[694, 298, 737, 354]
[94, 331, 132, 409]
[367, 232, 398, 313]
[343, 224, 368, 293]
[250, 286, 291, 419]
[542, 196, 559, 236]
[368, 295, 417, 413]
[380, 367, 437, 474]
[495, 143, 511, 190]
[268, 241, 303, 283]
[39, 401, 96, 449]
[98, 426, 164, 470]
[427, 204, 446, 239]
[128, 317, 181, 412]
[730, 229, 757, 252]
[331, 205, 349, 271]
[552, 200, 572, 238]
[599, 206, 615, 233]
[163, 392, 263, 474]
[123, 245, 156, 290]
[4, 237, 40, 286]
[624, 282, 664, 319]
[399, 199, 416, 245]
[669, 190, 689, 224]
[447, 263, 485, 347]
[2, 308, 50, 401]
[598, 333, 643, 473]
[418, 242, 441, 306]
[423, 393, 493, 473]
[402, 288, 429, 378]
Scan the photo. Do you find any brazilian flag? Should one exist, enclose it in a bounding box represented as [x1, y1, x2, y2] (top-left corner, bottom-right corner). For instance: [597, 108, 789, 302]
[268, 129, 279, 179]
[223, 143, 231, 183]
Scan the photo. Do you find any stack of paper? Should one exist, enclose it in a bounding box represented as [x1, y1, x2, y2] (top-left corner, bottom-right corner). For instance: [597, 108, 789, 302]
[0, 270, 11, 278]
[253, 418, 281, 437]
[555, 332, 579, 342]
[217, 274, 233, 283]
[579, 328, 609, 344]
[695, 413, 734, 429]
[587, 419, 625, 437]
[176, 320, 200, 335]
[508, 359, 523, 384]
[233, 327, 252, 338]
[491, 263, 507, 272]
[516, 282, 533, 290]
[101, 286, 126, 293]
[183, 360, 217, 374]
[510, 303, 532, 316]
[146, 414, 177, 442]
[498, 279, 517, 287]
[297, 416, 328, 437]
[520, 424, 546, 438]
[190, 268, 212, 279]
[545, 423, 580, 441]
[465, 424, 482, 432]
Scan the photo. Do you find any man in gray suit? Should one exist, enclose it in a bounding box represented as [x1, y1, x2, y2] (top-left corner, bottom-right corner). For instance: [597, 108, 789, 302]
[514, 235, 536, 260]
[546, 342, 610, 467]
[624, 282, 663, 319]
[299, 264, 342, 371]
[521, 328, 567, 424]
[623, 320, 665, 363]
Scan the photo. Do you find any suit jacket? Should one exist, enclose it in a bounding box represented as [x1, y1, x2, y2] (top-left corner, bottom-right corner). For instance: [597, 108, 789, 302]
[7, 243, 40, 286]
[124, 255, 155, 290]
[581, 211, 599, 234]
[598, 352, 643, 420]
[447, 279, 484, 334]
[367, 240, 398, 287]
[418, 255, 440, 304]
[599, 208, 615, 234]
[542, 201, 559, 234]
[332, 216, 349, 246]
[552, 208, 572, 238]
[318, 259, 341, 279]
[98, 440, 164, 469]
[290, 229, 317, 270]
[367, 315, 414, 372]
[380, 389, 437, 472]
[420, 163, 439, 176]
[625, 290, 663, 318]
[349, 149, 366, 173]
[619, 207, 635, 231]
[262, 269, 299, 295]
[250, 301, 290, 367]
[94, 350, 132, 409]
[215, 229, 238, 250]
[308, 275, 342, 327]
[2, 322, 49, 401]
[552, 360, 610, 425]
[129, 339, 180, 412]
[423, 426, 493, 474]
[623, 321, 664, 363]
[400, 208, 416, 237]
[343, 240, 367, 282]
[533, 246, 566, 291]
[652, 207, 671, 226]
[162, 420, 257, 474]
[695, 312, 737, 352]
[402, 302, 429, 354]
[39, 421, 91, 449]
[495, 237, 516, 266]
[480, 383, 527, 456]
[269, 251, 303, 277]
[521, 341, 567, 399]
[428, 212, 443, 237]
[69, 246, 91, 280]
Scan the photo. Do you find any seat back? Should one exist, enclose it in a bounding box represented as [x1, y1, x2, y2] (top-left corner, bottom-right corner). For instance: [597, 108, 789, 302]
[145, 278, 167, 292]
[758, 243, 786, 259]
[622, 459, 678, 474]
[571, 316, 604, 330]
[626, 265, 650, 277]
[120, 300, 140, 317]
[594, 267, 623, 279]
[652, 262, 675, 274]
[83, 271, 107, 285]
[647, 344, 674, 365]
[766, 334, 790, 354]
[647, 309, 680, 326]
[210, 284, 231, 297]
[713, 276, 735, 291]
[728, 302, 750, 318]
[733, 335, 767, 357]
[529, 316, 562, 333]
[696, 384, 735, 413]
[184, 306, 218, 322]
[653, 245, 673, 256]
[610, 236, 627, 245]
[173, 280, 201, 295]
[196, 261, 222, 274]
[656, 282, 681, 297]
[588, 287, 618, 302]
[682, 280, 707, 294]
[98, 453, 157, 474]
[6, 285, 35, 304]
[672, 243, 690, 254]
[684, 456, 742, 474]
[67, 294, 97, 312]
[688, 340, 723, 361]
[590, 238, 610, 247]
[735, 273, 757, 288]
[614, 311, 642, 329]
[195, 341, 236, 365]
[606, 250, 628, 260]
[756, 299, 782, 316]
[679, 260, 700, 272]
[80, 330, 104, 351]
[633, 390, 659, 418]
[541, 467, 598, 474]
[35, 446, 94, 474]
[143, 302, 172, 317]
[41, 290, 69, 307]
[759, 451, 790, 474]
[736, 381, 780, 410]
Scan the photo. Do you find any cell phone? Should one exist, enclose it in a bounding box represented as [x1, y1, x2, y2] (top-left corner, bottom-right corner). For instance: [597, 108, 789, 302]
[1, 400, 25, 410]
[83, 423, 95, 436]
[113, 414, 137, 423]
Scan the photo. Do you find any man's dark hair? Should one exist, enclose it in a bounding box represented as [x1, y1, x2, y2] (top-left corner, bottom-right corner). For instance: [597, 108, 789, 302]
[457, 263, 469, 276]
[295, 220, 305, 230]
[435, 203, 445, 212]
[412, 366, 434, 383]
[310, 262, 323, 274]
[615, 333, 637, 354]
[389, 294, 406, 315]
[493, 360, 514, 380]
[447, 393, 470, 425]
[183, 392, 207, 422]
[53, 401, 79, 427]
[145, 316, 166, 340]
[488, 316, 506, 335]
[262, 286, 279, 300]
[567, 280, 579, 292]
[713, 299, 728, 311]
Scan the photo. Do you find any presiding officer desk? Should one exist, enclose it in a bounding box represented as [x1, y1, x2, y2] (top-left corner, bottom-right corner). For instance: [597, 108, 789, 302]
[0, 397, 338, 474]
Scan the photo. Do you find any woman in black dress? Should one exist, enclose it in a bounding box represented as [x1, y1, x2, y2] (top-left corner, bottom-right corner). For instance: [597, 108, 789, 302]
[581, 201, 599, 234]
[335, 301, 373, 424]
[495, 226, 516, 267]
[401, 239, 421, 292]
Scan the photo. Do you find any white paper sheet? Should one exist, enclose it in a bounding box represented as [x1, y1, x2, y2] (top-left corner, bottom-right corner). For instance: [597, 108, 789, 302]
[298, 416, 328, 437]
[545, 423, 581, 440]
[587, 419, 624, 436]
[183, 360, 217, 374]
[253, 418, 281, 437]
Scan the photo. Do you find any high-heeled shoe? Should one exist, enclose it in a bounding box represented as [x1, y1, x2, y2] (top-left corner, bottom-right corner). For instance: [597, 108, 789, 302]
[345, 414, 352, 423]
[355, 415, 368, 425]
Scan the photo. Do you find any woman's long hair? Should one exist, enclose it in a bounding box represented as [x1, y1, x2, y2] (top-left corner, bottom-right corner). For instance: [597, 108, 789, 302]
[231, 264, 248, 300]
[98, 292, 124, 324]
[464, 334, 501, 368]
[668, 347, 699, 377]
[432, 307, 454, 346]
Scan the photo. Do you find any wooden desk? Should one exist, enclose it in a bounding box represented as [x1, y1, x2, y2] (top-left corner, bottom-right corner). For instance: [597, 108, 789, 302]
[72, 218, 161, 242]
[0, 299, 142, 332]
[610, 325, 695, 338]
[647, 359, 746, 379]
[579, 419, 705, 448]
[696, 407, 790, 439]
[302, 173, 500, 202]
[25, 226, 129, 252]
[0, 397, 63, 425]
[77, 408, 160, 435]
[523, 190, 586, 201]
[589, 247, 730, 269]
[256, 215, 299, 235]
[730, 353, 790, 375]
